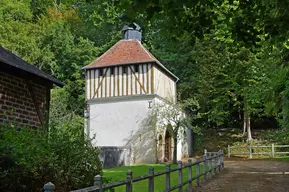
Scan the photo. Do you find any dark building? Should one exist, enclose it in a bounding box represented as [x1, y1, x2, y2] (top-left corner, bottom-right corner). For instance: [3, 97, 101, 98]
[0, 46, 64, 129]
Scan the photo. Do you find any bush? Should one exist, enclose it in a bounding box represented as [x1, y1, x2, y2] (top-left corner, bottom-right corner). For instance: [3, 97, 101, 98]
[263, 129, 289, 145]
[0, 121, 102, 192]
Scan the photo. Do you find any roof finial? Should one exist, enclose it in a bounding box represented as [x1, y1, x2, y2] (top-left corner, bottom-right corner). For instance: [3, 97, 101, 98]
[122, 23, 142, 42]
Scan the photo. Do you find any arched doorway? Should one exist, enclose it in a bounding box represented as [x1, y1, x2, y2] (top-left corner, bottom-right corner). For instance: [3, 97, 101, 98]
[164, 130, 172, 161]
[157, 135, 163, 161]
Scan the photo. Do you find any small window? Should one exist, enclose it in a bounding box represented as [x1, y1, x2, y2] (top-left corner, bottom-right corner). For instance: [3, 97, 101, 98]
[99, 69, 103, 76]
[135, 65, 139, 73]
[123, 66, 127, 74]
[110, 67, 114, 75]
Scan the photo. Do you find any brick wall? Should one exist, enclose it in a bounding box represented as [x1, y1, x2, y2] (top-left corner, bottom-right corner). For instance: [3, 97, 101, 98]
[0, 71, 48, 129]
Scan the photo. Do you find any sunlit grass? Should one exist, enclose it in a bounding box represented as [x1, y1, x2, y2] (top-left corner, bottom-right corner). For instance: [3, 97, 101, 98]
[103, 163, 205, 192]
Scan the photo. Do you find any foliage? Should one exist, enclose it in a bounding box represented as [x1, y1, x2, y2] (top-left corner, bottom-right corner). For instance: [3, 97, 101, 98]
[0, 0, 118, 123]
[1, 0, 289, 152]
[263, 129, 289, 145]
[146, 97, 202, 163]
[135, 0, 289, 133]
[0, 123, 102, 192]
[154, 97, 202, 135]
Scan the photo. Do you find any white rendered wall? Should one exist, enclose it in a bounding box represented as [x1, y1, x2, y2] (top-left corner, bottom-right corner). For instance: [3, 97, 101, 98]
[87, 95, 188, 164]
[87, 96, 157, 164]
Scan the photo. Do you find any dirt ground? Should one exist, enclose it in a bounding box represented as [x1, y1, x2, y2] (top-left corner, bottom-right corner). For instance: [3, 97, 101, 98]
[193, 160, 289, 192]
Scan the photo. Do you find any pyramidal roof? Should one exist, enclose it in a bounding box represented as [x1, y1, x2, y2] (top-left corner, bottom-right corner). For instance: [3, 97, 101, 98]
[83, 40, 155, 68]
[82, 40, 178, 80]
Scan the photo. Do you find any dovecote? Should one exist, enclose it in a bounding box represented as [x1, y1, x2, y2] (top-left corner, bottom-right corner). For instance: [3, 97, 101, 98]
[83, 38, 178, 100]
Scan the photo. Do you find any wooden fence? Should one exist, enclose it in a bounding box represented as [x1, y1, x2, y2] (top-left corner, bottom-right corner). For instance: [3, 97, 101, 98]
[228, 144, 289, 158]
[43, 150, 224, 192]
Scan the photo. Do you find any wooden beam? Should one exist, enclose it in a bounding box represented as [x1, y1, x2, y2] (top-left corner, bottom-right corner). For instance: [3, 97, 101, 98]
[90, 70, 92, 99]
[126, 67, 129, 95]
[92, 68, 109, 99]
[117, 67, 120, 96]
[151, 64, 154, 94]
[146, 64, 149, 93]
[129, 65, 147, 94]
[25, 80, 44, 128]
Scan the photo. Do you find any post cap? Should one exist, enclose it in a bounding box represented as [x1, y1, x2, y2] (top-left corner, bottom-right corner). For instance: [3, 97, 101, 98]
[177, 161, 182, 168]
[149, 166, 154, 172]
[165, 164, 170, 171]
[44, 182, 55, 190]
[126, 170, 133, 176]
[94, 175, 102, 181]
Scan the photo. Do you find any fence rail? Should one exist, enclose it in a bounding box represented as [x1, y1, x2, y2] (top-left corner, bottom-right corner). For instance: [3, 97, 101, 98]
[228, 144, 289, 158]
[43, 150, 224, 192]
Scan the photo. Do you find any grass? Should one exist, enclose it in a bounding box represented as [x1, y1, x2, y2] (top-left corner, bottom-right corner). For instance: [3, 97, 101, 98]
[103, 163, 204, 192]
[200, 128, 289, 157]
[263, 156, 289, 162]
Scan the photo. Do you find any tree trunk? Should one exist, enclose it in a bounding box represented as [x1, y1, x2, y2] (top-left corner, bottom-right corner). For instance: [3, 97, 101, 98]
[155, 138, 159, 164]
[173, 138, 178, 164]
[244, 98, 253, 141]
[247, 116, 252, 141]
[243, 109, 247, 135]
[243, 98, 253, 141]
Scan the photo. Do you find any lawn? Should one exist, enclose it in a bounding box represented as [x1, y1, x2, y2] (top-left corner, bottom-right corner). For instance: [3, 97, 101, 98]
[103, 163, 204, 192]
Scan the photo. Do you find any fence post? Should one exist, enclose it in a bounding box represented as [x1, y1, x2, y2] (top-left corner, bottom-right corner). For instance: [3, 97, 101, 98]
[218, 149, 221, 172]
[165, 164, 171, 191]
[221, 149, 225, 169]
[249, 145, 253, 159]
[208, 153, 212, 177]
[196, 156, 200, 187]
[272, 143, 275, 158]
[188, 159, 193, 191]
[214, 154, 217, 175]
[178, 161, 183, 192]
[228, 145, 230, 158]
[148, 167, 154, 192]
[204, 149, 207, 156]
[126, 170, 133, 192]
[43, 182, 55, 192]
[203, 155, 207, 182]
[94, 175, 103, 192]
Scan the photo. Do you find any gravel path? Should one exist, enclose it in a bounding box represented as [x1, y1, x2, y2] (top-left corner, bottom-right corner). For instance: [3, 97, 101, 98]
[193, 160, 289, 192]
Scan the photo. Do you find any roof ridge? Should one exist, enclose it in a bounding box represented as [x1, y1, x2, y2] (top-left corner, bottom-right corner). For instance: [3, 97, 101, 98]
[137, 41, 155, 60]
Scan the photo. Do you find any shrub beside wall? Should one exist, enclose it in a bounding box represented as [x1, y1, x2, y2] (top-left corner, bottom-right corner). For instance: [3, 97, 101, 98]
[0, 122, 102, 192]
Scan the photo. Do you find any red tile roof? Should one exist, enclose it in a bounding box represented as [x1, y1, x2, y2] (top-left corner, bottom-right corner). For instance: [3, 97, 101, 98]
[82, 39, 179, 80]
[83, 40, 156, 68]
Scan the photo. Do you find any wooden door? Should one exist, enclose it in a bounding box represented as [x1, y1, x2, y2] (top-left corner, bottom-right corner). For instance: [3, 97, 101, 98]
[165, 131, 171, 161]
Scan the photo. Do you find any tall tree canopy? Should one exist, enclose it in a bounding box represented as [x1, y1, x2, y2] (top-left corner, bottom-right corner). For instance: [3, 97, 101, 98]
[1, 0, 289, 139]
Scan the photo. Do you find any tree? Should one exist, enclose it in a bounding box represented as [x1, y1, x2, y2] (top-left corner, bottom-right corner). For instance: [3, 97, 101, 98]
[146, 97, 201, 164]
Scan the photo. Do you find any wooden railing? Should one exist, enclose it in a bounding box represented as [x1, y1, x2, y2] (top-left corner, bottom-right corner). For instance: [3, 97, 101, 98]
[43, 150, 224, 192]
[228, 144, 289, 158]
